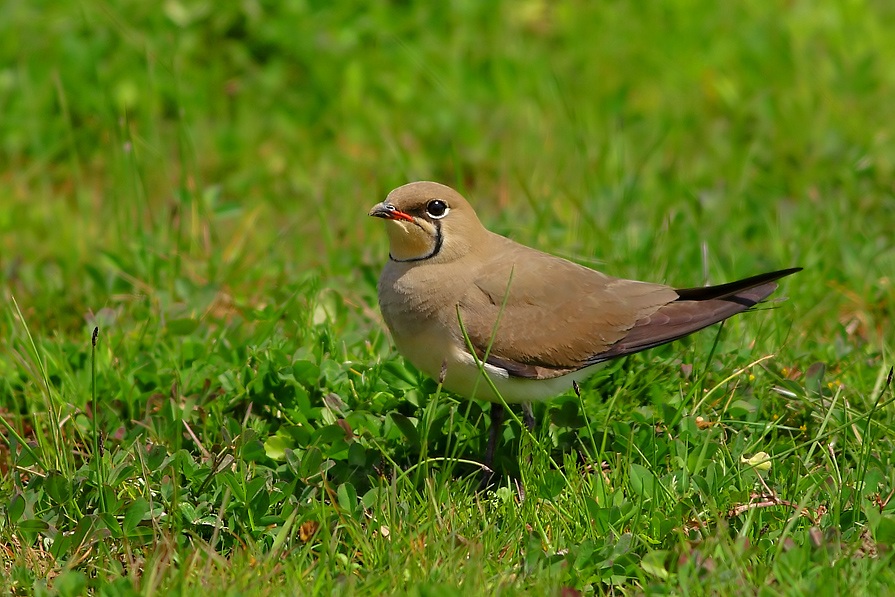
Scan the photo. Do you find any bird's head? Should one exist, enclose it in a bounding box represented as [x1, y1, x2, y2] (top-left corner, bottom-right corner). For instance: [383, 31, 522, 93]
[369, 181, 486, 263]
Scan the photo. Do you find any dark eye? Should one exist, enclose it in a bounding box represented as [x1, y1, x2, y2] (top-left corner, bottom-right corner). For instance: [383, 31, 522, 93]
[426, 199, 449, 219]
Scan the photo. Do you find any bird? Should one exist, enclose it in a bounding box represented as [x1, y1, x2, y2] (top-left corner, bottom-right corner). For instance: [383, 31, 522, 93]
[369, 181, 800, 474]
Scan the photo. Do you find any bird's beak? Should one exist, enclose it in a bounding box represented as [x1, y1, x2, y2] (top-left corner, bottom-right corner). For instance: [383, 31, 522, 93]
[369, 202, 414, 222]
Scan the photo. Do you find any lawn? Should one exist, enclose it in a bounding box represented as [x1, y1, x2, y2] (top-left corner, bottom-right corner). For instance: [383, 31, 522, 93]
[2, 1, 895, 594]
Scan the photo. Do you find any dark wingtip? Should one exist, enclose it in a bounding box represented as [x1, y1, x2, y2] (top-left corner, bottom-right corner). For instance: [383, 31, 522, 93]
[675, 267, 802, 302]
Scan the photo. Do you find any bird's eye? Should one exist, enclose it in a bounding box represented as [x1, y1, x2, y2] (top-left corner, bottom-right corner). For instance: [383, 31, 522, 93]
[426, 199, 449, 219]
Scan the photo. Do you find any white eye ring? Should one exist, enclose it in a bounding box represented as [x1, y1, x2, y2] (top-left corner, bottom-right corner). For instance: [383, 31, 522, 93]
[426, 199, 450, 219]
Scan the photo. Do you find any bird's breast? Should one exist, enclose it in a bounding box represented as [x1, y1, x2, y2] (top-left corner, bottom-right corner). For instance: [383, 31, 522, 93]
[377, 261, 466, 377]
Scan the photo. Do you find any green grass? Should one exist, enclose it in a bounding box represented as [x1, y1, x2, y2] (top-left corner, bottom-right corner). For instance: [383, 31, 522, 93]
[2, 1, 895, 594]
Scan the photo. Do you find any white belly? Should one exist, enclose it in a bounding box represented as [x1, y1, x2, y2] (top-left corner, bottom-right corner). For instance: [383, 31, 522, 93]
[393, 328, 604, 404]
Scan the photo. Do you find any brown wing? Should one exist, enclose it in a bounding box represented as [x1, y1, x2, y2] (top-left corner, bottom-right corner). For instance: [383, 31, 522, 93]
[593, 268, 801, 362]
[458, 234, 800, 380]
[457, 234, 678, 379]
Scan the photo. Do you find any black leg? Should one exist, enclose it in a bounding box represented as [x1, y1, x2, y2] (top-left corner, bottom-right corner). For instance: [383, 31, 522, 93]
[522, 403, 536, 432]
[518, 404, 536, 491]
[482, 403, 504, 487]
